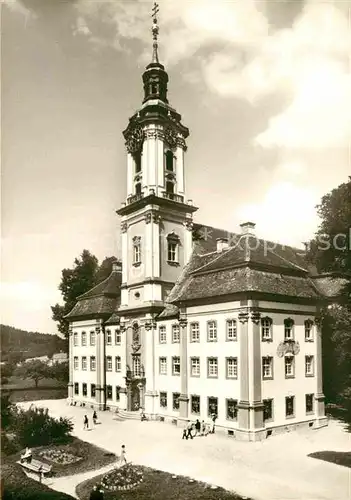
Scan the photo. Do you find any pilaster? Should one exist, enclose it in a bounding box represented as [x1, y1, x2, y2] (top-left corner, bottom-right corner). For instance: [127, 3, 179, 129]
[183, 219, 193, 265]
[144, 320, 157, 415]
[176, 145, 184, 195]
[127, 153, 134, 197]
[237, 311, 249, 429]
[68, 327, 74, 400]
[315, 322, 327, 427]
[178, 316, 189, 419]
[249, 310, 264, 429]
[96, 323, 106, 410]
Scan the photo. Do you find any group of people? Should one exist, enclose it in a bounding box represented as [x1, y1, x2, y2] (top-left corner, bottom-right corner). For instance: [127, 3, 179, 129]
[83, 411, 98, 430]
[182, 414, 217, 440]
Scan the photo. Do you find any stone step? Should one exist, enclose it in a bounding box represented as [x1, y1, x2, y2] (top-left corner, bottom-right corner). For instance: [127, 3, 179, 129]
[117, 409, 141, 420]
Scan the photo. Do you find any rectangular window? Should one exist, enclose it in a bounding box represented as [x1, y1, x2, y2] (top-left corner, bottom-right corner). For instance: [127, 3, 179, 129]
[208, 397, 218, 417]
[172, 324, 180, 343]
[82, 383, 87, 397]
[191, 395, 200, 415]
[207, 321, 217, 342]
[90, 356, 96, 371]
[106, 356, 112, 372]
[172, 356, 180, 376]
[226, 399, 238, 420]
[90, 330, 95, 346]
[133, 356, 141, 377]
[159, 326, 167, 344]
[91, 384, 96, 398]
[173, 392, 180, 411]
[305, 320, 314, 341]
[226, 357, 238, 379]
[159, 357, 167, 375]
[82, 356, 87, 371]
[285, 356, 295, 378]
[115, 356, 121, 372]
[81, 331, 87, 346]
[116, 386, 120, 401]
[73, 332, 78, 346]
[106, 329, 112, 345]
[74, 383, 79, 395]
[284, 318, 294, 340]
[133, 237, 141, 264]
[263, 399, 273, 421]
[167, 241, 178, 262]
[305, 355, 314, 376]
[262, 356, 273, 379]
[285, 396, 295, 417]
[226, 319, 237, 341]
[190, 322, 200, 342]
[190, 357, 200, 377]
[160, 391, 167, 408]
[74, 356, 78, 370]
[106, 385, 112, 400]
[207, 357, 218, 378]
[306, 393, 314, 414]
[261, 317, 272, 341]
[115, 330, 121, 345]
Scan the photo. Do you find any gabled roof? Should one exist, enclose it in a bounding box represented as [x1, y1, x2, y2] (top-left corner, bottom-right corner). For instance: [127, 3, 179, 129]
[65, 269, 122, 321]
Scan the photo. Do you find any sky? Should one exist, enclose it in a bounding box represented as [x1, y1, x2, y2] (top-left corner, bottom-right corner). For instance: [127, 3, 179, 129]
[2, 0, 350, 333]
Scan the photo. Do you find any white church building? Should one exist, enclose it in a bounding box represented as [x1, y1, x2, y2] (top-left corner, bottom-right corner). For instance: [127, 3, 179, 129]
[66, 10, 337, 441]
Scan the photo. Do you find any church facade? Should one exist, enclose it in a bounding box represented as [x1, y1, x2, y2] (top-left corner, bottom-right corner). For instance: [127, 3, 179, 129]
[66, 12, 335, 440]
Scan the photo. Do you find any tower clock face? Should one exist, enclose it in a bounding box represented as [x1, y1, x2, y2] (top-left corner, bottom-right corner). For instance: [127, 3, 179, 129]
[165, 127, 178, 149]
[126, 126, 144, 154]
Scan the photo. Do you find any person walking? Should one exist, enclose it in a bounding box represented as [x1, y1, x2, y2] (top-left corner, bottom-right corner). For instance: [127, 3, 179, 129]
[211, 413, 217, 434]
[185, 420, 193, 440]
[120, 444, 127, 465]
[201, 420, 206, 436]
[92, 411, 97, 425]
[194, 419, 201, 437]
[83, 415, 89, 430]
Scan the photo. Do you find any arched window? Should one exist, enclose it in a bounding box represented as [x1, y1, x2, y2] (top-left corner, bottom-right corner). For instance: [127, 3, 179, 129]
[134, 153, 141, 173]
[165, 150, 174, 171]
[149, 82, 159, 95]
[133, 236, 141, 265]
[166, 180, 174, 194]
[135, 182, 142, 195]
[167, 232, 180, 263]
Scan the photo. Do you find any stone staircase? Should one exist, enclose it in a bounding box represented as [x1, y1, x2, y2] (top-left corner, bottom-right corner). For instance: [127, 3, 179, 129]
[113, 409, 140, 421]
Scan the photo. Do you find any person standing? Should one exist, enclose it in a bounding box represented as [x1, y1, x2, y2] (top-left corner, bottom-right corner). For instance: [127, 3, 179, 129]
[83, 415, 89, 430]
[211, 413, 217, 434]
[92, 411, 97, 425]
[120, 444, 127, 465]
[194, 419, 201, 437]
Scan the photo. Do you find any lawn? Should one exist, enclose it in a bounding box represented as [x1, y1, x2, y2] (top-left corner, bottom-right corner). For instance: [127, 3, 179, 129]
[76, 465, 250, 500]
[1, 458, 75, 500]
[308, 451, 351, 468]
[3, 375, 65, 390]
[11, 437, 117, 477]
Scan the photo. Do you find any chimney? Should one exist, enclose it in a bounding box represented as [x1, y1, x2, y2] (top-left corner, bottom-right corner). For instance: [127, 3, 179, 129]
[112, 260, 122, 273]
[216, 237, 229, 252]
[240, 221, 256, 235]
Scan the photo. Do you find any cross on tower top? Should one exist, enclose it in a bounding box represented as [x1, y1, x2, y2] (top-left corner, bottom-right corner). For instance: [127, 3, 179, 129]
[151, 2, 160, 63]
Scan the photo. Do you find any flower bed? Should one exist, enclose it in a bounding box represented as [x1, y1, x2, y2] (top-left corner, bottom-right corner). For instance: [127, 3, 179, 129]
[38, 448, 82, 465]
[100, 463, 144, 491]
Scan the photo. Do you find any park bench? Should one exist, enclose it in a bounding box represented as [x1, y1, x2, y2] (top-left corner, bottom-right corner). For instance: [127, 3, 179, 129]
[17, 458, 52, 475]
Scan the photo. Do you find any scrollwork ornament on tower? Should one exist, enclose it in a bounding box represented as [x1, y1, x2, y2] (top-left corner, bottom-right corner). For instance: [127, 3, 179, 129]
[165, 126, 178, 149]
[126, 125, 144, 154]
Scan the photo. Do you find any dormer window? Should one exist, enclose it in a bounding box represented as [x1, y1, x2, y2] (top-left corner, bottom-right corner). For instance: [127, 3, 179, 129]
[133, 236, 141, 265]
[167, 232, 179, 264]
[165, 150, 174, 171]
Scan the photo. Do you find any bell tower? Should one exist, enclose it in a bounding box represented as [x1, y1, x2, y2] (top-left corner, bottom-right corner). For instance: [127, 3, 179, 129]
[116, 3, 197, 416]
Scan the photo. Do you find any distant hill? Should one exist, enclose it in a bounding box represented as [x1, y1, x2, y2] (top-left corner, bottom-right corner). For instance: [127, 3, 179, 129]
[0, 324, 67, 362]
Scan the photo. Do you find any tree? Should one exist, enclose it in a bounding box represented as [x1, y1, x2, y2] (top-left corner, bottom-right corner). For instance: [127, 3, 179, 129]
[47, 361, 69, 385]
[1, 363, 15, 385]
[307, 177, 351, 420]
[13, 360, 49, 388]
[51, 251, 117, 338]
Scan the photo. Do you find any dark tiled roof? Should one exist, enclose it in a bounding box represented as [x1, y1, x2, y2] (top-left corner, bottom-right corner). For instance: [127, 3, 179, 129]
[105, 311, 121, 325]
[311, 275, 349, 298]
[65, 270, 122, 320]
[169, 266, 319, 303]
[157, 303, 179, 319]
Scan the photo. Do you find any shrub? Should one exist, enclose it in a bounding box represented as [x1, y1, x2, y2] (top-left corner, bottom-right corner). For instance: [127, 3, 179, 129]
[0, 393, 15, 430]
[14, 406, 73, 447]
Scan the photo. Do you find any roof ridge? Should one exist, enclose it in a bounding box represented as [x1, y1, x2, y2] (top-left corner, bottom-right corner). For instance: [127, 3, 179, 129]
[77, 269, 120, 300]
[270, 248, 308, 272]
